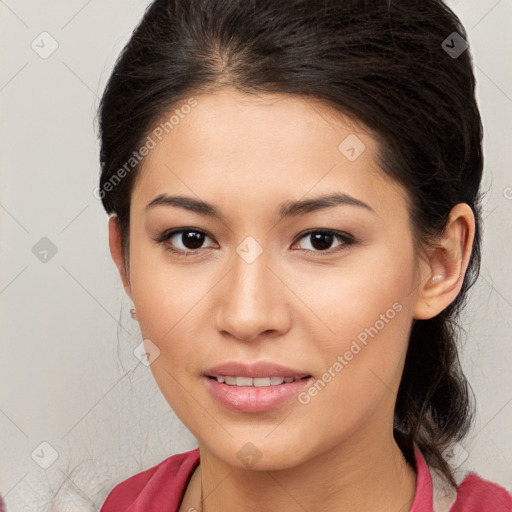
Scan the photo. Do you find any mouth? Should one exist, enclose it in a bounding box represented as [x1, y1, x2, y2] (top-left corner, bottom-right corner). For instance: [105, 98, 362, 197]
[206, 375, 310, 386]
[203, 362, 313, 412]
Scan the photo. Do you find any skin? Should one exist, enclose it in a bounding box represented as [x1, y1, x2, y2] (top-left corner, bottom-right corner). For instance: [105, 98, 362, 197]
[108, 88, 475, 512]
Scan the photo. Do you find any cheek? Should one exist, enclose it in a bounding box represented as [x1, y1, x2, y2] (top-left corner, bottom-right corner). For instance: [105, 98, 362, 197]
[293, 243, 415, 349]
[127, 238, 201, 352]
[298, 244, 416, 399]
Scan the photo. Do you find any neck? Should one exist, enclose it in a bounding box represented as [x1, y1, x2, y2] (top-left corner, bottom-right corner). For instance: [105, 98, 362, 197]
[189, 426, 417, 512]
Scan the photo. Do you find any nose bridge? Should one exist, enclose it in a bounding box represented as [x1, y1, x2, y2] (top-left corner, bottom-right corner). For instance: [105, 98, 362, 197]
[215, 235, 288, 340]
[229, 236, 274, 314]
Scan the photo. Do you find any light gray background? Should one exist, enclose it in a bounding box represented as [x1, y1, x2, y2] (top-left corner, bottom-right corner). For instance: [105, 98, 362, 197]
[1, 1, 511, 510]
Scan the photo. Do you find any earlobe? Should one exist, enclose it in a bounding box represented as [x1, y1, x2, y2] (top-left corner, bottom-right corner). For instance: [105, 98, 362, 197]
[108, 214, 132, 298]
[413, 203, 475, 320]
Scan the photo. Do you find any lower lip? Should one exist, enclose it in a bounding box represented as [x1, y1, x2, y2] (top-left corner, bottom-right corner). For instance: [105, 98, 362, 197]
[204, 376, 312, 413]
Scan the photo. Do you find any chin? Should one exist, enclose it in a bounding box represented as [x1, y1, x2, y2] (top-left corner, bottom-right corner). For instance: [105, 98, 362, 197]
[200, 432, 317, 472]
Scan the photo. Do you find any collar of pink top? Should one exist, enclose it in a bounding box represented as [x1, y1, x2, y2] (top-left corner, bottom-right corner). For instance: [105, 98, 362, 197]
[410, 445, 435, 512]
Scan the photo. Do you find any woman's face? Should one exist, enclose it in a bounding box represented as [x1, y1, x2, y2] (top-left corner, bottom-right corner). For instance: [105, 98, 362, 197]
[118, 88, 428, 469]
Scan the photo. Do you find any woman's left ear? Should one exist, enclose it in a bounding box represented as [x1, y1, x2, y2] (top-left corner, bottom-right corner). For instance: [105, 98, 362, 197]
[413, 203, 476, 320]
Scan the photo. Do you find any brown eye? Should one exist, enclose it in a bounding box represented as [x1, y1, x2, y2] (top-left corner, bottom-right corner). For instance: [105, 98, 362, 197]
[158, 228, 217, 254]
[294, 230, 355, 253]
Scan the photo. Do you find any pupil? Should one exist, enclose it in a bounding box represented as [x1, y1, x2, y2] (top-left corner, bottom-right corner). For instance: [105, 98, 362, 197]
[311, 233, 333, 251]
[183, 231, 204, 249]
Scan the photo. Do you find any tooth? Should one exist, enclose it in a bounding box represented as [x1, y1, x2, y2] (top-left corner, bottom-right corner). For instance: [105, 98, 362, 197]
[217, 375, 298, 386]
[236, 376, 253, 386]
[253, 377, 271, 387]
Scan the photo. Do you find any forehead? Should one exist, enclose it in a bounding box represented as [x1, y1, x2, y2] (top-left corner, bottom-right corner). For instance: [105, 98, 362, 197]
[131, 88, 409, 219]
[157, 88, 369, 152]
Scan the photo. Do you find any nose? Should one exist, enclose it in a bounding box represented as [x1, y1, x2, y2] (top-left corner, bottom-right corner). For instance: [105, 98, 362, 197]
[214, 246, 292, 343]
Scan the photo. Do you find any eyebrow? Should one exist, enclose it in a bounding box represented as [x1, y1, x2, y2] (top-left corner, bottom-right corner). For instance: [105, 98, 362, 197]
[145, 192, 374, 221]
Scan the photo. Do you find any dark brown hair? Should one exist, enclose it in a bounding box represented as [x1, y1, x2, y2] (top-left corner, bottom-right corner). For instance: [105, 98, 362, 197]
[98, 0, 483, 486]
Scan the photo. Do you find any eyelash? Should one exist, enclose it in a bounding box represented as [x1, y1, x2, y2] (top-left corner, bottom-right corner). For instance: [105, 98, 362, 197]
[155, 227, 357, 257]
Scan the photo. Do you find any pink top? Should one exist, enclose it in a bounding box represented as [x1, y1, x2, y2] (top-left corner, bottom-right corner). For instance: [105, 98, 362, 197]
[101, 447, 512, 511]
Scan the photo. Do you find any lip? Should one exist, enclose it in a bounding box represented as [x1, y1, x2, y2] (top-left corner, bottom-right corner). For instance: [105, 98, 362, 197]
[204, 361, 311, 379]
[203, 361, 312, 413]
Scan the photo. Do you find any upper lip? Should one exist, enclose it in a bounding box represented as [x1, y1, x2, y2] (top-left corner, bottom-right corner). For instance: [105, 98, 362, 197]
[204, 361, 311, 379]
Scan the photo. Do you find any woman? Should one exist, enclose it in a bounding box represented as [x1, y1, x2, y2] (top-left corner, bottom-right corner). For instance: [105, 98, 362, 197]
[98, 0, 512, 510]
